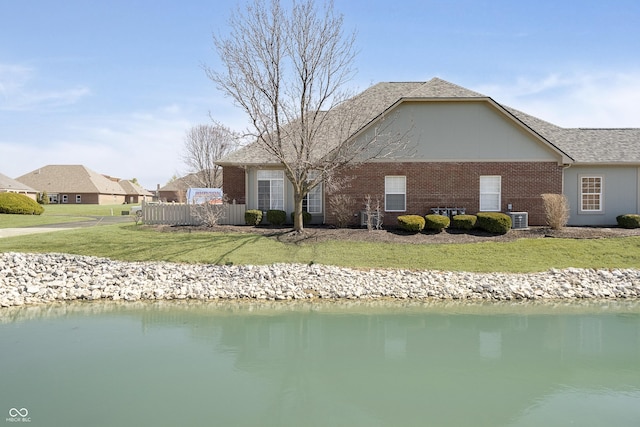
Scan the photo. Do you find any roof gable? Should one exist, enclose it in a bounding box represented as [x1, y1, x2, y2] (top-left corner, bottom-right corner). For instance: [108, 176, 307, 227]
[217, 78, 640, 166]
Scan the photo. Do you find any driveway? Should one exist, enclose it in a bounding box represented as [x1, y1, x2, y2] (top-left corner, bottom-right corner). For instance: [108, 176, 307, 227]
[0, 215, 132, 239]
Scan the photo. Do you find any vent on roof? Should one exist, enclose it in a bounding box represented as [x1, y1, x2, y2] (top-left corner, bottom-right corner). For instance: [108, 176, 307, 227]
[507, 212, 529, 230]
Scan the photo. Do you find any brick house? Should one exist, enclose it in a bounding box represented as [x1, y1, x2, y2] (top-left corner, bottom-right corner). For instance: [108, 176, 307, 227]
[217, 78, 640, 227]
[157, 170, 223, 203]
[0, 172, 39, 200]
[16, 165, 128, 204]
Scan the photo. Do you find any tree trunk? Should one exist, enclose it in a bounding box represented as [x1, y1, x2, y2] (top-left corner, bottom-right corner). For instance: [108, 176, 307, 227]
[293, 192, 305, 233]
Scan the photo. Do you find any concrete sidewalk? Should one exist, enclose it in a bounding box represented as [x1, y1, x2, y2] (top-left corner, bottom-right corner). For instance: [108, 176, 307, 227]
[0, 227, 75, 239]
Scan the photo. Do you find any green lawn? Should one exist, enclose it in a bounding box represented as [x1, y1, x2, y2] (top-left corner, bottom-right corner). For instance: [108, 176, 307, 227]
[1, 223, 639, 273]
[0, 204, 136, 228]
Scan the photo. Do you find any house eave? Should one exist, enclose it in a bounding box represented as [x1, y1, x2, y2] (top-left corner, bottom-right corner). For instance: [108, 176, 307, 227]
[570, 161, 640, 167]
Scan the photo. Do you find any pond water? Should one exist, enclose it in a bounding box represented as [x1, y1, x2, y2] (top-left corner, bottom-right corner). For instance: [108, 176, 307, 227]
[1, 300, 639, 427]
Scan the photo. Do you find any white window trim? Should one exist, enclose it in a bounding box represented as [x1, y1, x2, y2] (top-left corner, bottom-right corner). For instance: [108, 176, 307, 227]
[579, 175, 604, 213]
[62, 194, 68, 204]
[479, 176, 501, 212]
[257, 170, 285, 211]
[76, 195, 82, 204]
[385, 176, 406, 212]
[304, 182, 322, 214]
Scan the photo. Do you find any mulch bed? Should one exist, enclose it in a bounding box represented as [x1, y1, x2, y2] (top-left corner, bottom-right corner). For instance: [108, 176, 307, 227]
[155, 224, 640, 245]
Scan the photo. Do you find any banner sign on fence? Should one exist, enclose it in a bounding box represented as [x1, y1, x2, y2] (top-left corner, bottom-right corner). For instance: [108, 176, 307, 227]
[186, 188, 223, 205]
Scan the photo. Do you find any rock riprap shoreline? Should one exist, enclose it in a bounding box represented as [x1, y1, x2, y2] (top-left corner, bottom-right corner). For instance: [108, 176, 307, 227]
[1, 252, 639, 307]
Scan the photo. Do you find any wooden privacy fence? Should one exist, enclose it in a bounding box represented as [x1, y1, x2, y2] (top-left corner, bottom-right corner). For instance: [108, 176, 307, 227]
[141, 202, 246, 225]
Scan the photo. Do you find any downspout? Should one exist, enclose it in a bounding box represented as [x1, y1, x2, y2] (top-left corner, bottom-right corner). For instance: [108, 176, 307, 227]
[637, 166, 640, 214]
[562, 162, 572, 224]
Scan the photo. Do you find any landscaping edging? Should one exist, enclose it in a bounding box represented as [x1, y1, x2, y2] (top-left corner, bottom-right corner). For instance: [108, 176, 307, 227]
[1, 252, 639, 307]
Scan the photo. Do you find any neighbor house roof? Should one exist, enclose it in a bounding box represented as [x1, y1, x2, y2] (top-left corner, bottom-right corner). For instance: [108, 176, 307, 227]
[16, 165, 126, 194]
[119, 180, 153, 196]
[217, 77, 640, 167]
[0, 172, 38, 193]
[158, 170, 222, 192]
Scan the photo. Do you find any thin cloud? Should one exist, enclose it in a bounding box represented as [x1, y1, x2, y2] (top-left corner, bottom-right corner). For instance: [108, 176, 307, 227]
[0, 62, 91, 111]
[0, 108, 194, 188]
[475, 71, 640, 128]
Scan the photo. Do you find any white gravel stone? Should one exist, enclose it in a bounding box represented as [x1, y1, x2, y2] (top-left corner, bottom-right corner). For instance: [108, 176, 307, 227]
[0, 252, 639, 307]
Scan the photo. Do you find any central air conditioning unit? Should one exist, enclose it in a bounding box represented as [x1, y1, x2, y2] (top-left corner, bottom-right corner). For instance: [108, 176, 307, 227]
[360, 211, 382, 227]
[507, 212, 529, 230]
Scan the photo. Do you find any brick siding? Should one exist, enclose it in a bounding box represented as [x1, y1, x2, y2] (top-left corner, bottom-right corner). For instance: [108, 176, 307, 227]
[325, 162, 563, 227]
[222, 166, 246, 204]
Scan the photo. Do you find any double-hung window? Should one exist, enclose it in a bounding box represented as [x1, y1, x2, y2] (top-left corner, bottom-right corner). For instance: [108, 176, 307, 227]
[257, 170, 284, 211]
[580, 176, 603, 212]
[479, 176, 501, 211]
[303, 177, 322, 214]
[385, 176, 406, 212]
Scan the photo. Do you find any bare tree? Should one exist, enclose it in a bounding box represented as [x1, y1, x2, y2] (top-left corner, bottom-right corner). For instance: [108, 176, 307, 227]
[207, 0, 410, 232]
[182, 122, 238, 188]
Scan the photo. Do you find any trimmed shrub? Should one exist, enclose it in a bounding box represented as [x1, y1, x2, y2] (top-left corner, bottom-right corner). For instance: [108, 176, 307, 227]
[476, 212, 512, 234]
[266, 209, 287, 226]
[244, 209, 262, 226]
[0, 193, 44, 215]
[291, 211, 312, 226]
[451, 214, 477, 230]
[616, 214, 640, 229]
[424, 214, 450, 232]
[397, 215, 426, 232]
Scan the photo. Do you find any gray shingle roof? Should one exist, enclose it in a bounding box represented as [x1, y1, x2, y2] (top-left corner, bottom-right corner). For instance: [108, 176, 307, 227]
[158, 170, 223, 192]
[16, 165, 126, 194]
[119, 180, 153, 196]
[503, 106, 640, 163]
[0, 172, 37, 193]
[218, 77, 640, 166]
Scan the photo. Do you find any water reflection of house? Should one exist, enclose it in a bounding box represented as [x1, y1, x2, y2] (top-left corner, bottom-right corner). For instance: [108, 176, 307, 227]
[137, 306, 640, 425]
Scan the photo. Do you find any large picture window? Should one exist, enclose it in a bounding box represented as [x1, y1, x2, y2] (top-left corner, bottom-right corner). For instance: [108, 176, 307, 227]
[580, 176, 603, 212]
[257, 170, 284, 211]
[385, 176, 406, 212]
[479, 176, 501, 211]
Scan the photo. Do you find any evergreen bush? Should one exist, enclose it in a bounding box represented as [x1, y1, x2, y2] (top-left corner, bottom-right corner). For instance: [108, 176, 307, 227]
[291, 211, 312, 226]
[476, 212, 512, 234]
[616, 214, 640, 229]
[0, 193, 44, 215]
[451, 214, 477, 230]
[397, 215, 426, 232]
[424, 214, 450, 231]
[266, 209, 287, 226]
[244, 209, 263, 226]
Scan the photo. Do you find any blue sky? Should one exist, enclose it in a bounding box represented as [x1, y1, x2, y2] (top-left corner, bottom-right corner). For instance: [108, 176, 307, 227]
[2, 0, 640, 189]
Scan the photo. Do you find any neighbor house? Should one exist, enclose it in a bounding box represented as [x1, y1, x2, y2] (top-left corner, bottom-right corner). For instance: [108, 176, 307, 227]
[217, 78, 640, 227]
[117, 179, 153, 204]
[0, 172, 39, 200]
[157, 170, 223, 203]
[16, 165, 127, 204]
